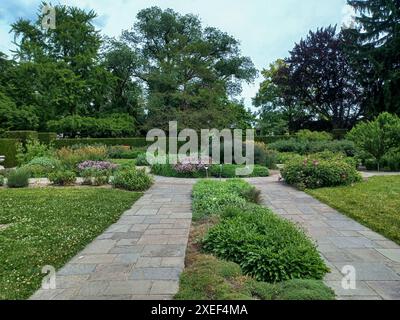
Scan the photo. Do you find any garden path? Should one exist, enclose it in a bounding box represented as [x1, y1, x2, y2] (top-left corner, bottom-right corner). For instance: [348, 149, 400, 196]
[30, 176, 195, 300]
[246, 176, 400, 300]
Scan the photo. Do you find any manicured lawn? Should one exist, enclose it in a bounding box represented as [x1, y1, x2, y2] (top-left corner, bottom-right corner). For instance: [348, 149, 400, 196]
[0, 187, 141, 300]
[307, 176, 400, 245]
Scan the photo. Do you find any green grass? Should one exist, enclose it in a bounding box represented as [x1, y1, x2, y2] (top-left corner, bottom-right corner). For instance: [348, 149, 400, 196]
[307, 176, 400, 245]
[110, 159, 137, 167]
[0, 188, 141, 300]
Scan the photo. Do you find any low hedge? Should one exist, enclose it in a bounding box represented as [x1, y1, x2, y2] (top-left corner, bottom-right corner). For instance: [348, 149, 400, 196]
[38, 132, 57, 144]
[0, 139, 19, 167]
[2, 131, 38, 141]
[151, 164, 269, 179]
[53, 138, 150, 149]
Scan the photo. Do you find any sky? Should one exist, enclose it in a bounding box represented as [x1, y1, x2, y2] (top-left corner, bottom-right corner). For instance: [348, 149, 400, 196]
[0, 0, 354, 110]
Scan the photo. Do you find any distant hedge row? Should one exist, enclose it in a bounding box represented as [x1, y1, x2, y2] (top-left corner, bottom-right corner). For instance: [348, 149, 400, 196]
[0, 139, 19, 167]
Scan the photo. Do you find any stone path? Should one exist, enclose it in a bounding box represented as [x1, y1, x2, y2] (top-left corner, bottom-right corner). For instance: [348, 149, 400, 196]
[30, 177, 195, 300]
[246, 177, 400, 300]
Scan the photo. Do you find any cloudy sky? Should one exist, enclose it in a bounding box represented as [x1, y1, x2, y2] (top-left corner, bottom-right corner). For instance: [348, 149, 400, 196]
[0, 0, 353, 109]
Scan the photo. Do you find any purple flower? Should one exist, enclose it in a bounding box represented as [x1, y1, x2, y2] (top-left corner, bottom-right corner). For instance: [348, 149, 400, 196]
[173, 156, 212, 173]
[78, 161, 118, 172]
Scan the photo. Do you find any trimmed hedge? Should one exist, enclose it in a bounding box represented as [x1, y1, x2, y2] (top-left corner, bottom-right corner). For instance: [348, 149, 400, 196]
[38, 132, 57, 144]
[0, 139, 19, 167]
[255, 135, 293, 144]
[2, 131, 38, 142]
[53, 138, 149, 149]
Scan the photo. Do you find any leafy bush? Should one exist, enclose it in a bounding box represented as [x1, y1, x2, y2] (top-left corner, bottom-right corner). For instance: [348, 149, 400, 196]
[107, 145, 143, 159]
[81, 169, 110, 186]
[112, 168, 153, 191]
[53, 137, 149, 149]
[135, 153, 150, 166]
[209, 164, 269, 178]
[192, 180, 258, 220]
[48, 170, 77, 186]
[7, 168, 30, 188]
[295, 130, 333, 142]
[347, 112, 400, 171]
[47, 114, 136, 138]
[55, 145, 108, 169]
[202, 204, 328, 283]
[0, 139, 19, 167]
[276, 152, 304, 164]
[269, 137, 356, 156]
[0, 175, 4, 186]
[364, 151, 400, 172]
[281, 156, 362, 189]
[20, 157, 61, 178]
[77, 160, 118, 172]
[2, 131, 39, 141]
[37, 132, 57, 144]
[16, 140, 53, 165]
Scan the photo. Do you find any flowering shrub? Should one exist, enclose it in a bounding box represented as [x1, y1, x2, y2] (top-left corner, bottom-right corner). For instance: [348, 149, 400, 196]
[77, 161, 118, 172]
[281, 156, 362, 189]
[55, 145, 108, 169]
[173, 156, 212, 174]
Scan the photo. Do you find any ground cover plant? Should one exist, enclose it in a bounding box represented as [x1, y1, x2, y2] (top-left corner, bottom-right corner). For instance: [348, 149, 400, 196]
[0, 188, 141, 300]
[112, 167, 154, 191]
[307, 176, 400, 245]
[176, 180, 334, 299]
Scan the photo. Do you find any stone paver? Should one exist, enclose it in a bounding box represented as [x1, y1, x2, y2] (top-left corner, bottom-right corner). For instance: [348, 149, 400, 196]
[30, 176, 195, 300]
[246, 176, 400, 300]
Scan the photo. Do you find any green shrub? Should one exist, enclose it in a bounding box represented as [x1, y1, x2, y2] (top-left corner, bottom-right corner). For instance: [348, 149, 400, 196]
[55, 145, 108, 169]
[0, 175, 4, 186]
[295, 130, 333, 142]
[48, 170, 77, 186]
[192, 180, 256, 220]
[364, 151, 400, 172]
[47, 114, 136, 138]
[255, 135, 293, 144]
[22, 156, 61, 178]
[0, 138, 19, 167]
[202, 204, 328, 283]
[7, 168, 30, 188]
[2, 131, 38, 141]
[135, 153, 150, 166]
[38, 132, 57, 144]
[281, 156, 362, 189]
[81, 169, 111, 186]
[112, 168, 153, 191]
[107, 146, 144, 159]
[277, 152, 304, 164]
[209, 164, 269, 178]
[347, 112, 400, 171]
[53, 137, 149, 149]
[16, 140, 53, 165]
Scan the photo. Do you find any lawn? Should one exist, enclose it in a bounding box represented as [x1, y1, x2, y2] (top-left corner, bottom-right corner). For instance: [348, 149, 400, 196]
[307, 176, 400, 245]
[0, 187, 141, 300]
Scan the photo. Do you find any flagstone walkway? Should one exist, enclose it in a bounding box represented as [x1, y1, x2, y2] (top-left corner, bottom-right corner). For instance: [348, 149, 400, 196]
[30, 177, 196, 300]
[246, 177, 400, 300]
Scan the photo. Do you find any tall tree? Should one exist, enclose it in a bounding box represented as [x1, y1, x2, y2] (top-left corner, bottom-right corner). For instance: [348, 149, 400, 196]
[345, 0, 400, 116]
[122, 7, 257, 130]
[286, 26, 364, 129]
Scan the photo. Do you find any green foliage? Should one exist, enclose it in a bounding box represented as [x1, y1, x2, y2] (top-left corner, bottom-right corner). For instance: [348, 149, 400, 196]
[281, 156, 362, 189]
[81, 169, 110, 186]
[54, 145, 108, 170]
[192, 180, 260, 220]
[47, 114, 135, 138]
[269, 134, 356, 157]
[2, 131, 38, 141]
[16, 140, 53, 165]
[175, 254, 334, 300]
[0, 139, 19, 167]
[202, 203, 328, 283]
[135, 153, 150, 166]
[0, 187, 140, 299]
[48, 170, 77, 186]
[107, 146, 144, 159]
[347, 113, 400, 171]
[0, 93, 39, 131]
[0, 175, 4, 186]
[20, 157, 62, 178]
[37, 132, 57, 144]
[7, 168, 30, 188]
[53, 138, 149, 149]
[112, 168, 153, 191]
[295, 129, 333, 142]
